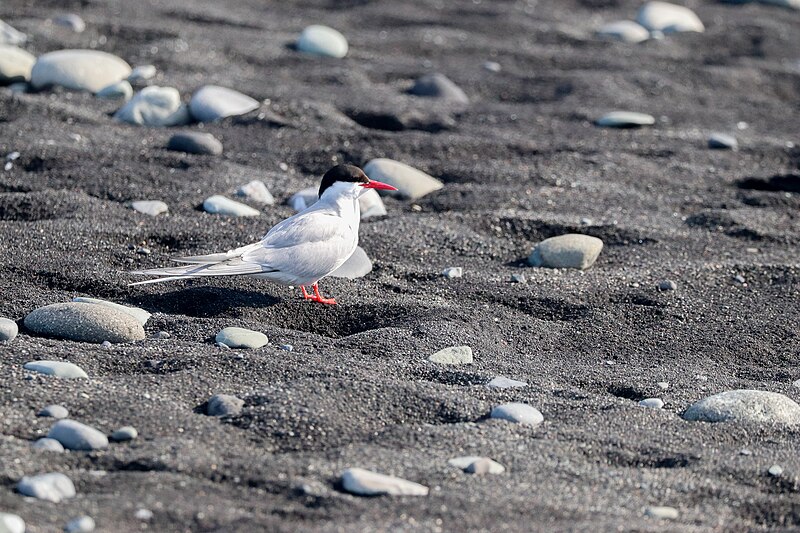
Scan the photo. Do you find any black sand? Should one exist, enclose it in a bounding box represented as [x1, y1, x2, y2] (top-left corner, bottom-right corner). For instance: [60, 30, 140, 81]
[1, 0, 799, 531]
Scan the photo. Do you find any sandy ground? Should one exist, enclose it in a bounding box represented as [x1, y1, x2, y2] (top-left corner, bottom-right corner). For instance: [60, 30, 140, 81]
[1, 0, 799, 531]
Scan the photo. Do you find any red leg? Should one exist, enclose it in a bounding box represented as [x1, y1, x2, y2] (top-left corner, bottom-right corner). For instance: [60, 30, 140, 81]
[310, 283, 337, 305]
[300, 285, 313, 300]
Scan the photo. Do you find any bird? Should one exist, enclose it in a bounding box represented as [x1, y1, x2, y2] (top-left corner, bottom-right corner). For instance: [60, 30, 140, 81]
[129, 164, 397, 305]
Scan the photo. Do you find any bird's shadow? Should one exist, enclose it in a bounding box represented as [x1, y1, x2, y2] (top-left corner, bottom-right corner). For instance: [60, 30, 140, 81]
[131, 286, 281, 318]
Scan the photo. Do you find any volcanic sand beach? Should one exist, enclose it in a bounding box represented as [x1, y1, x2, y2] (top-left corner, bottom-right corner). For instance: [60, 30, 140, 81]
[1, 0, 800, 531]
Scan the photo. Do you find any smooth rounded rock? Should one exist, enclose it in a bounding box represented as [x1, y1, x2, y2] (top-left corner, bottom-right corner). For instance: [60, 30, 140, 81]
[96, 80, 132, 100]
[215, 327, 268, 349]
[189, 85, 259, 123]
[708, 132, 738, 150]
[597, 20, 650, 43]
[203, 195, 261, 217]
[442, 267, 463, 279]
[490, 402, 544, 426]
[0, 45, 35, 84]
[363, 158, 443, 200]
[235, 180, 274, 205]
[290, 187, 319, 212]
[167, 132, 223, 156]
[297, 25, 348, 58]
[16, 472, 76, 503]
[31, 50, 131, 92]
[0, 317, 18, 341]
[486, 376, 528, 389]
[32, 437, 65, 452]
[72, 297, 150, 326]
[131, 200, 168, 217]
[645, 506, 679, 520]
[528, 234, 604, 270]
[636, 1, 704, 33]
[639, 398, 665, 409]
[52, 14, 86, 33]
[465, 458, 506, 475]
[110, 426, 138, 442]
[768, 464, 784, 477]
[48, 419, 109, 450]
[65, 516, 95, 533]
[596, 111, 655, 128]
[340, 468, 429, 496]
[683, 390, 800, 425]
[330, 246, 372, 279]
[359, 188, 387, 218]
[0, 513, 25, 533]
[428, 346, 473, 365]
[38, 404, 69, 419]
[25, 302, 144, 343]
[658, 279, 677, 291]
[24, 361, 88, 379]
[128, 64, 156, 82]
[410, 73, 469, 104]
[207, 394, 244, 416]
[114, 86, 191, 127]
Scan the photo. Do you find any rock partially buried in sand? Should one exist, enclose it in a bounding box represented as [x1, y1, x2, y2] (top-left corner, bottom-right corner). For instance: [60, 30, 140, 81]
[0, 20, 27, 45]
[114, 86, 191, 127]
[448, 456, 506, 474]
[428, 346, 473, 365]
[72, 297, 150, 326]
[683, 390, 800, 425]
[528, 234, 603, 270]
[290, 187, 319, 211]
[215, 327, 268, 349]
[207, 394, 244, 416]
[111, 426, 138, 442]
[235, 180, 274, 205]
[0, 45, 35, 84]
[486, 376, 528, 389]
[189, 85, 259, 123]
[48, 419, 109, 450]
[0, 317, 18, 341]
[39, 404, 69, 418]
[490, 402, 544, 426]
[52, 14, 86, 33]
[409, 73, 469, 105]
[25, 302, 146, 343]
[24, 360, 88, 378]
[33, 437, 65, 452]
[359, 188, 387, 218]
[708, 132, 737, 150]
[340, 468, 429, 496]
[596, 111, 655, 128]
[65, 516, 96, 533]
[131, 200, 168, 217]
[204, 195, 261, 217]
[128, 64, 156, 82]
[0, 513, 24, 533]
[636, 1, 704, 33]
[167, 131, 223, 156]
[31, 49, 132, 92]
[16, 472, 76, 503]
[645, 506, 679, 520]
[330, 246, 372, 279]
[96, 80, 133, 100]
[596, 20, 650, 43]
[297, 25, 349, 58]
[363, 158, 443, 200]
[639, 398, 665, 409]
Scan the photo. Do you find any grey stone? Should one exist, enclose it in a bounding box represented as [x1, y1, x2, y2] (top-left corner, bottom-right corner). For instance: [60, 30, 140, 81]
[528, 234, 604, 269]
[330, 247, 372, 279]
[289, 187, 319, 211]
[65, 516, 95, 533]
[235, 180, 273, 204]
[0, 20, 27, 45]
[639, 398, 665, 409]
[359, 188, 387, 218]
[134, 509, 153, 521]
[215, 327, 268, 349]
[167, 132, 223, 156]
[128, 64, 156, 82]
[486, 376, 528, 389]
[363, 158, 443, 200]
[683, 390, 800, 425]
[39, 404, 69, 418]
[483, 61, 502, 72]
[72, 297, 150, 326]
[465, 458, 506, 474]
[657, 381, 670, 390]
[16, 472, 76, 503]
[645, 506, 679, 519]
[32, 437, 65, 452]
[442, 267, 463, 279]
[203, 195, 261, 217]
[111, 426, 138, 442]
[0, 317, 17, 341]
[429, 346, 473, 365]
[25, 302, 145, 343]
[636, 2, 704, 33]
[131, 200, 168, 217]
[708, 132, 738, 150]
[596, 111, 655, 128]
[340, 468, 429, 496]
[114, 86, 191, 127]
[24, 361, 88, 379]
[31, 49, 131, 92]
[597, 20, 650, 43]
[189, 85, 259, 122]
[768, 464, 784, 477]
[297, 25, 348, 58]
[207, 394, 244, 416]
[658, 279, 677, 291]
[510, 273, 527, 284]
[48, 419, 109, 450]
[96, 80, 132, 100]
[0, 513, 25, 533]
[0, 45, 35, 84]
[409, 73, 469, 104]
[490, 402, 544, 426]
[53, 14, 86, 33]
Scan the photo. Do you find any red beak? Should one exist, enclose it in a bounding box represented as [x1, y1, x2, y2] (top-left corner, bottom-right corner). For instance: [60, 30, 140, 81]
[360, 179, 398, 191]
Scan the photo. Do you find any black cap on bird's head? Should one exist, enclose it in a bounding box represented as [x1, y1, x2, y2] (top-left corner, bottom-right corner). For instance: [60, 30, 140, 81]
[318, 164, 399, 198]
